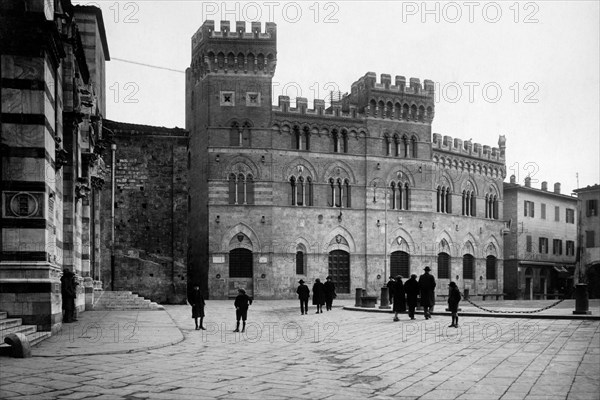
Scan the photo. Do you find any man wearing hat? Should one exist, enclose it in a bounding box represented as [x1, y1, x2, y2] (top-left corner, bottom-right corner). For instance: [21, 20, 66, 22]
[296, 279, 310, 315]
[418, 266, 436, 319]
[233, 288, 253, 332]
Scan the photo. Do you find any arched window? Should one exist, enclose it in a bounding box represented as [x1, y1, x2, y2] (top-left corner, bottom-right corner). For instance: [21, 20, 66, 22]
[230, 173, 254, 205]
[378, 101, 385, 118]
[463, 254, 474, 279]
[332, 130, 339, 153]
[402, 135, 409, 157]
[386, 101, 393, 119]
[241, 122, 251, 147]
[227, 53, 235, 69]
[329, 178, 350, 208]
[307, 177, 313, 206]
[370, 99, 377, 117]
[390, 251, 410, 278]
[403, 183, 410, 210]
[383, 134, 391, 156]
[304, 127, 310, 151]
[296, 244, 306, 275]
[237, 52, 245, 69]
[230, 122, 241, 146]
[394, 103, 401, 119]
[390, 182, 396, 210]
[290, 177, 296, 206]
[437, 252, 450, 279]
[297, 177, 305, 206]
[437, 186, 452, 213]
[411, 136, 418, 158]
[462, 190, 476, 216]
[342, 131, 349, 153]
[217, 52, 225, 69]
[410, 105, 417, 120]
[294, 126, 302, 150]
[394, 134, 400, 156]
[418, 105, 425, 121]
[486, 255, 497, 280]
[402, 104, 409, 119]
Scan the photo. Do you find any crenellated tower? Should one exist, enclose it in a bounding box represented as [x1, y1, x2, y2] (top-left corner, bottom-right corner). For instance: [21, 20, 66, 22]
[186, 20, 277, 133]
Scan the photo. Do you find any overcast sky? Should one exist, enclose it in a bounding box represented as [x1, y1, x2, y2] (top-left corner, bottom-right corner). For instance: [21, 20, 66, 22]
[77, 1, 599, 194]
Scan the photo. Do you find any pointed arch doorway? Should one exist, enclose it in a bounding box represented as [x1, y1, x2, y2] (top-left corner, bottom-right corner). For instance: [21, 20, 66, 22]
[229, 248, 253, 298]
[328, 250, 350, 293]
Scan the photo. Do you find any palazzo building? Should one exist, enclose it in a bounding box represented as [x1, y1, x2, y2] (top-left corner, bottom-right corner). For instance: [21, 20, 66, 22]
[186, 20, 507, 299]
[503, 177, 578, 299]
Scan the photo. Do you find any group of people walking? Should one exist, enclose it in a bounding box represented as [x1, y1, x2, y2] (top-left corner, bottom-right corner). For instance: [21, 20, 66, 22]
[388, 266, 461, 327]
[190, 267, 461, 331]
[296, 276, 336, 314]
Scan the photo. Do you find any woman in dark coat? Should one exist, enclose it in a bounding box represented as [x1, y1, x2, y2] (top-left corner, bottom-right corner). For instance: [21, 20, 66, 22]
[403, 274, 419, 320]
[448, 281, 461, 328]
[190, 285, 206, 330]
[323, 276, 336, 311]
[392, 275, 406, 321]
[312, 278, 326, 313]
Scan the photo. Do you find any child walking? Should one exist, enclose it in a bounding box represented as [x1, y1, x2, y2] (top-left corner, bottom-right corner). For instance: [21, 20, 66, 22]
[233, 288, 253, 332]
[447, 282, 461, 328]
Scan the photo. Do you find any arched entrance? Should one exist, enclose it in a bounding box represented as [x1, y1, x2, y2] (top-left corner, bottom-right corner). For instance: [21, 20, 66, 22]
[328, 250, 350, 293]
[390, 251, 410, 279]
[229, 248, 253, 297]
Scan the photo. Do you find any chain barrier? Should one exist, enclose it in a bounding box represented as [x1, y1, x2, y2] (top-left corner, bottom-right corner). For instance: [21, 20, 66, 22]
[463, 297, 566, 314]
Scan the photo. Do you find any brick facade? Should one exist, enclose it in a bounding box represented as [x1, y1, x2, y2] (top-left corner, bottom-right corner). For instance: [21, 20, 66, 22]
[186, 20, 507, 300]
[100, 120, 189, 303]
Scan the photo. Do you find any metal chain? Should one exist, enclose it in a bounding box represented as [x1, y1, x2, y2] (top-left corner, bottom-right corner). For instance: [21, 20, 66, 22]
[463, 297, 566, 314]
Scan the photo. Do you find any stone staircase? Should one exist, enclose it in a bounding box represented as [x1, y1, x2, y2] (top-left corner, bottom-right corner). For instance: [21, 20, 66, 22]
[93, 291, 163, 311]
[0, 311, 52, 353]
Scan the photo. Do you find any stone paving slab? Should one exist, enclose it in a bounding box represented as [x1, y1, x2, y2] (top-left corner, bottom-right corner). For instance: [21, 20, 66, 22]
[0, 299, 598, 400]
[31, 310, 184, 356]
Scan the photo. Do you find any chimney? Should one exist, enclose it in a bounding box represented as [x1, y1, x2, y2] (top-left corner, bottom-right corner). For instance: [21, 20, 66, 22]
[510, 175, 516, 184]
[541, 181, 548, 191]
[524, 176, 531, 187]
[554, 182, 561, 194]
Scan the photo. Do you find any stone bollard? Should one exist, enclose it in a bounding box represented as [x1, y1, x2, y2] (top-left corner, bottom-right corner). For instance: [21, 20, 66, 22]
[573, 284, 591, 315]
[4, 333, 32, 358]
[379, 286, 391, 309]
[355, 288, 363, 307]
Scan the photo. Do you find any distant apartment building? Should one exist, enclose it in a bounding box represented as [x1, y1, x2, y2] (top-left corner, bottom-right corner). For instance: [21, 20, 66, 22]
[503, 176, 577, 299]
[573, 184, 600, 298]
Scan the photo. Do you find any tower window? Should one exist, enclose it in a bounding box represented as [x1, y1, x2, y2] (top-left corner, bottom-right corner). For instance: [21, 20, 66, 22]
[246, 92, 261, 106]
[220, 91, 235, 106]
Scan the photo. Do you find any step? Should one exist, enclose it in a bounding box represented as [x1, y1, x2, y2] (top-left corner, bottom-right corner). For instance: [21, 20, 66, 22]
[0, 312, 7, 320]
[0, 330, 52, 350]
[0, 318, 23, 330]
[0, 325, 36, 337]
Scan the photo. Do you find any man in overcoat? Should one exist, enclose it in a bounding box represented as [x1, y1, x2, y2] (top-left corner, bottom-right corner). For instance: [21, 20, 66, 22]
[403, 274, 419, 320]
[418, 266, 436, 319]
[297, 279, 310, 315]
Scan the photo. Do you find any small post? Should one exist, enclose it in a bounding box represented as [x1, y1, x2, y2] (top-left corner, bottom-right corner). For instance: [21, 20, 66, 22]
[379, 286, 390, 309]
[355, 288, 363, 307]
[573, 284, 591, 315]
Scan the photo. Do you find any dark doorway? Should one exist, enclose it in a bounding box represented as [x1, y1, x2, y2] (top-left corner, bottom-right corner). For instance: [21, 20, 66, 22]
[328, 250, 350, 293]
[390, 251, 410, 279]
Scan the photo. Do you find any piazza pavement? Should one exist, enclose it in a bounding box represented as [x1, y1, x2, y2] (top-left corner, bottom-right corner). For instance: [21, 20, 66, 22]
[0, 299, 599, 400]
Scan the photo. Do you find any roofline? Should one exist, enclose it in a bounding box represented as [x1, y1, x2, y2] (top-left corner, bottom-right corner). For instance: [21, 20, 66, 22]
[73, 5, 110, 61]
[503, 182, 579, 202]
[573, 184, 600, 193]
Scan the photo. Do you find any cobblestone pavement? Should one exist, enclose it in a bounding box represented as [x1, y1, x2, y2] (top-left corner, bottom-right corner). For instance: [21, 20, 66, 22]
[1, 300, 599, 400]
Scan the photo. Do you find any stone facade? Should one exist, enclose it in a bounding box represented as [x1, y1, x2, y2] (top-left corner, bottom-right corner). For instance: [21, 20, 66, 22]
[99, 120, 189, 304]
[503, 177, 578, 299]
[573, 184, 600, 298]
[186, 20, 507, 299]
[0, 1, 109, 331]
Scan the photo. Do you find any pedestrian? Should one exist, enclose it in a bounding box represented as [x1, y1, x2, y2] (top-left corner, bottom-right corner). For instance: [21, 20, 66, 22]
[418, 266, 436, 319]
[190, 284, 205, 330]
[297, 279, 310, 315]
[233, 288, 253, 332]
[60, 268, 78, 323]
[392, 275, 406, 321]
[312, 278, 326, 313]
[404, 274, 419, 320]
[387, 276, 395, 305]
[447, 282, 461, 328]
[324, 276, 336, 311]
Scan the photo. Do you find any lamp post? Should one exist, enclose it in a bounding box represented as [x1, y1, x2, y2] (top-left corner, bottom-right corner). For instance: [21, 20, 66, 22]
[379, 184, 391, 309]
